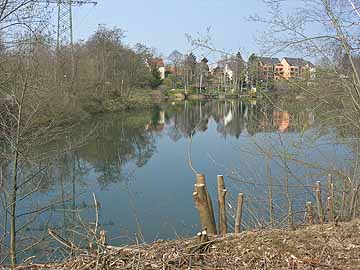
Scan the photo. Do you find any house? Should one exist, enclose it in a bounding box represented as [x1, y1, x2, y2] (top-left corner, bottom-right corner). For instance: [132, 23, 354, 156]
[220, 53, 246, 80]
[256, 57, 283, 81]
[151, 58, 166, 79]
[280, 57, 315, 80]
[210, 53, 246, 91]
[224, 63, 234, 80]
[212, 59, 234, 82]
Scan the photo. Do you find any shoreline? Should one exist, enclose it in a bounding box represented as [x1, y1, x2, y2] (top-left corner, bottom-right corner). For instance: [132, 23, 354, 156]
[16, 219, 360, 270]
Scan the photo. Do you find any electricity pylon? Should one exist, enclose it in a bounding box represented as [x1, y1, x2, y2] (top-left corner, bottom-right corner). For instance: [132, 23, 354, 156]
[40, 1, 97, 49]
[40, 1, 97, 80]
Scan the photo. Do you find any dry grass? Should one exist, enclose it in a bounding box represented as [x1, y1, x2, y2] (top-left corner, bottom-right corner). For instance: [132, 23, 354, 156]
[10, 219, 360, 270]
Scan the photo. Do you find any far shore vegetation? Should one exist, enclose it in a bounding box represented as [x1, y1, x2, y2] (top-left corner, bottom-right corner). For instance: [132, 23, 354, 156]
[1, 0, 360, 269]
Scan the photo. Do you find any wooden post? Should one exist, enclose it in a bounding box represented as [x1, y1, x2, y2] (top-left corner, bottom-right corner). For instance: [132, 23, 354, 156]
[196, 173, 217, 234]
[315, 181, 324, 224]
[99, 229, 107, 245]
[341, 178, 346, 221]
[306, 202, 314, 225]
[352, 186, 358, 220]
[200, 229, 208, 243]
[327, 174, 335, 222]
[288, 201, 295, 231]
[327, 197, 334, 223]
[217, 175, 227, 235]
[327, 174, 333, 197]
[197, 232, 202, 243]
[266, 155, 274, 227]
[196, 173, 206, 185]
[349, 184, 358, 220]
[193, 184, 217, 235]
[235, 193, 244, 233]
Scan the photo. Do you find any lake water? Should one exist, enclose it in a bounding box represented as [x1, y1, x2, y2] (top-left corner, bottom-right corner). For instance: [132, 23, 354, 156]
[1, 99, 354, 259]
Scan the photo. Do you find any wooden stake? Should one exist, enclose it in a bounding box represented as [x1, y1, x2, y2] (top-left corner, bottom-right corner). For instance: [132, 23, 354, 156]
[349, 183, 355, 221]
[315, 181, 324, 224]
[288, 201, 295, 231]
[352, 186, 358, 220]
[196, 173, 216, 232]
[327, 174, 335, 222]
[306, 202, 314, 225]
[200, 229, 208, 243]
[327, 197, 334, 223]
[327, 174, 333, 198]
[235, 193, 244, 233]
[197, 232, 202, 243]
[340, 178, 347, 221]
[196, 173, 206, 185]
[349, 184, 359, 220]
[193, 184, 217, 234]
[99, 229, 107, 246]
[265, 155, 274, 227]
[217, 175, 227, 235]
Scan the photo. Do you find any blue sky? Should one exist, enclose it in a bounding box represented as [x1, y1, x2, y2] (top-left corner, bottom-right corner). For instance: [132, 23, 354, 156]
[70, 0, 297, 60]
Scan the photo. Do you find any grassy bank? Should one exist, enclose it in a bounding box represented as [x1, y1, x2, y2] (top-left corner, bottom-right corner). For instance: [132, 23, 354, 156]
[79, 90, 155, 115]
[20, 220, 360, 270]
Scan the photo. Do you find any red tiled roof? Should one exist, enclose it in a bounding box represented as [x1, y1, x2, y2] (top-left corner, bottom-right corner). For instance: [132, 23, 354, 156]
[152, 58, 165, 67]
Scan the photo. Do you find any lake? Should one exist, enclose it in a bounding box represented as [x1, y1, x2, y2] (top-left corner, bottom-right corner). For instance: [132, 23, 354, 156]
[0, 99, 354, 259]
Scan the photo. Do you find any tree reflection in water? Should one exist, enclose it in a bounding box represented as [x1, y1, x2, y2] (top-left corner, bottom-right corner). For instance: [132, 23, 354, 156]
[0, 99, 354, 262]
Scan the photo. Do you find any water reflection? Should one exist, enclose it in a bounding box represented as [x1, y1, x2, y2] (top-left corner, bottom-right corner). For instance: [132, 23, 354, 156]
[160, 99, 310, 139]
[0, 99, 354, 261]
[273, 111, 290, 132]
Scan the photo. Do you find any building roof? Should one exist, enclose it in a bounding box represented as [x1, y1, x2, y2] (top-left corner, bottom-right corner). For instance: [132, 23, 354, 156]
[283, 57, 314, 67]
[217, 55, 245, 70]
[212, 66, 222, 73]
[151, 58, 165, 67]
[258, 57, 281, 66]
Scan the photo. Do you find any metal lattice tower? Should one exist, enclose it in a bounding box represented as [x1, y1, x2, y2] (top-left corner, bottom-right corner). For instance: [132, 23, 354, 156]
[38, 0, 97, 80]
[57, 1, 73, 49]
[42, 1, 98, 49]
[37, 1, 97, 49]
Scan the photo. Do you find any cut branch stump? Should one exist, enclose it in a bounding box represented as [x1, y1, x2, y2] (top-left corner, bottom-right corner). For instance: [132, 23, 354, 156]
[235, 193, 244, 233]
[306, 202, 314, 225]
[315, 181, 324, 224]
[217, 175, 227, 235]
[196, 173, 216, 232]
[193, 183, 217, 235]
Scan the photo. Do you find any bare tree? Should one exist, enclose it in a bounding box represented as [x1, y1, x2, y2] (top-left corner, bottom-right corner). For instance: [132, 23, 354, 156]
[168, 50, 183, 88]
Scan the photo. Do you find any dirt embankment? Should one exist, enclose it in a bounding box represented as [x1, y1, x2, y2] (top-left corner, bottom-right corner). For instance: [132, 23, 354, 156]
[19, 220, 360, 269]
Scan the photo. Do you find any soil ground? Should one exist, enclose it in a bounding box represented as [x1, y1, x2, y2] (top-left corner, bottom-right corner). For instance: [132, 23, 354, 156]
[10, 220, 360, 269]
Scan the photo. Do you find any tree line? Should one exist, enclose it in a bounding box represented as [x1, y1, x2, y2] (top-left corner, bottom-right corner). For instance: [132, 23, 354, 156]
[164, 51, 247, 93]
[1, 25, 162, 116]
[0, 2, 162, 267]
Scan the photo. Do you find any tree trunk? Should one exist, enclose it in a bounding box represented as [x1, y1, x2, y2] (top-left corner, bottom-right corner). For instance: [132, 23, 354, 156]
[10, 150, 19, 268]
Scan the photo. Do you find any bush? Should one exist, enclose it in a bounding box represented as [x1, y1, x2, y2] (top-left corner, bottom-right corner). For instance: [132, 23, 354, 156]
[163, 77, 173, 88]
